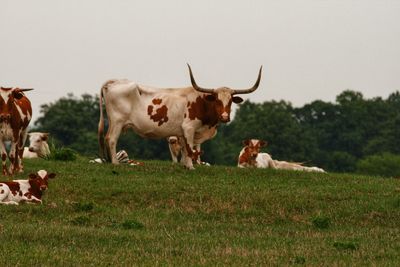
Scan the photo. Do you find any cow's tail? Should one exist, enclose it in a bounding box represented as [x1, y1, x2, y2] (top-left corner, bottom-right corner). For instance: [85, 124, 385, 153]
[98, 80, 116, 162]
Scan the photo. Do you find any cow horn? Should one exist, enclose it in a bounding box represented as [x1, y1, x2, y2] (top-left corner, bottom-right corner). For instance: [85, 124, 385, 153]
[231, 66, 263, 95]
[187, 64, 215, 94]
[19, 88, 34, 92]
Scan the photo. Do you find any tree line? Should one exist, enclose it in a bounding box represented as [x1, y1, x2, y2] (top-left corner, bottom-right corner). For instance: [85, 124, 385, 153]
[33, 90, 400, 176]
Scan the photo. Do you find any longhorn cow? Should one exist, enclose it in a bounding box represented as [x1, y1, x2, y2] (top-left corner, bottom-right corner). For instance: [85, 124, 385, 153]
[98, 65, 262, 169]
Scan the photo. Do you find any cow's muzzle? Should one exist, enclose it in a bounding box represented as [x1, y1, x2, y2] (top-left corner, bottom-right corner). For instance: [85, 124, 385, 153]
[0, 114, 11, 123]
[219, 113, 230, 123]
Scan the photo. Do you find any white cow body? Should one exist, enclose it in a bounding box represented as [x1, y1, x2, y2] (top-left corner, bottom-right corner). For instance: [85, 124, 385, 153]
[99, 66, 262, 169]
[23, 132, 50, 159]
[255, 153, 276, 168]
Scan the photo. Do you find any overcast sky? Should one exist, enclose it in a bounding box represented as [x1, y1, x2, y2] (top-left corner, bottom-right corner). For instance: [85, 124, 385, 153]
[1, 0, 399, 122]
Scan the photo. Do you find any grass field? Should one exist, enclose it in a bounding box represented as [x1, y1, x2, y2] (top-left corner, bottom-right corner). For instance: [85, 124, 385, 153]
[1, 158, 399, 266]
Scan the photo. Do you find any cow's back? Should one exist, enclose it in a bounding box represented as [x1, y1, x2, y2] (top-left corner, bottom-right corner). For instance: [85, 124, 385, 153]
[102, 80, 192, 138]
[256, 153, 274, 168]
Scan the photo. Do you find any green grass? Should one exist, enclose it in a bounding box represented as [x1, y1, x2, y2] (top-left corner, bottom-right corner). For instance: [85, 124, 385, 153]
[1, 158, 399, 266]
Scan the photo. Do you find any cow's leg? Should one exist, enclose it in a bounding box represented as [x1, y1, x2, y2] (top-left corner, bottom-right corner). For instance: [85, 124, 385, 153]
[105, 122, 123, 164]
[194, 144, 201, 164]
[180, 135, 195, 170]
[9, 140, 19, 175]
[17, 130, 27, 173]
[0, 141, 9, 175]
[168, 145, 179, 163]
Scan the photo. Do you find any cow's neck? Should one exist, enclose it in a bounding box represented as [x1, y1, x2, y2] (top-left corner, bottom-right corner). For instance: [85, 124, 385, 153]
[28, 180, 43, 199]
[239, 147, 256, 166]
[188, 95, 219, 127]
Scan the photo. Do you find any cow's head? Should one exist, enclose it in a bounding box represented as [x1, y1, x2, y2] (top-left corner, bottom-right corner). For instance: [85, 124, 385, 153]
[0, 87, 33, 123]
[187, 64, 262, 123]
[243, 139, 267, 159]
[28, 132, 49, 153]
[29, 170, 56, 191]
[167, 136, 179, 145]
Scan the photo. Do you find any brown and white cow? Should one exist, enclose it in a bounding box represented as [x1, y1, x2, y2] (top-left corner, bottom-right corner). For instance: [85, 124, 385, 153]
[98, 64, 262, 169]
[238, 139, 275, 168]
[167, 136, 210, 165]
[0, 87, 33, 175]
[0, 169, 56, 205]
[23, 132, 50, 159]
[238, 139, 325, 172]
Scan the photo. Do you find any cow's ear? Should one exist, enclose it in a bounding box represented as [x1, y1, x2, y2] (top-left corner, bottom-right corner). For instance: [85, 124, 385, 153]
[28, 173, 37, 179]
[232, 96, 243, 104]
[259, 140, 267, 147]
[13, 90, 24, 100]
[41, 133, 49, 141]
[48, 173, 56, 179]
[205, 94, 216, 102]
[242, 140, 250, 146]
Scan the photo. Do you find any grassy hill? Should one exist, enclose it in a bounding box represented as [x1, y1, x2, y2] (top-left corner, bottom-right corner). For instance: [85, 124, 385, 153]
[1, 158, 399, 266]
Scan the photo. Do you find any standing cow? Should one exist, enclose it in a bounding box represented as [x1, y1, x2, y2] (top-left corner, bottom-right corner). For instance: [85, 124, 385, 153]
[98, 64, 262, 169]
[0, 87, 33, 175]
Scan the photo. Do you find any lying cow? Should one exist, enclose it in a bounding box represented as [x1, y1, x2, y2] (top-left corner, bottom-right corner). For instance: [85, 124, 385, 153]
[23, 132, 50, 158]
[167, 136, 210, 165]
[238, 139, 275, 168]
[0, 170, 56, 205]
[238, 139, 325, 172]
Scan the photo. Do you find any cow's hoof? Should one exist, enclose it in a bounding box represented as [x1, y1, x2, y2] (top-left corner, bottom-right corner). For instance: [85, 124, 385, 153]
[185, 165, 195, 170]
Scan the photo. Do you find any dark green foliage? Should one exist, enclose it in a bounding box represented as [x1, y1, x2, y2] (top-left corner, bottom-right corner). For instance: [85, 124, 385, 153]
[73, 202, 94, 212]
[121, 220, 145, 230]
[312, 215, 331, 229]
[333, 241, 359, 251]
[52, 148, 77, 161]
[71, 215, 91, 226]
[356, 153, 400, 177]
[293, 256, 306, 264]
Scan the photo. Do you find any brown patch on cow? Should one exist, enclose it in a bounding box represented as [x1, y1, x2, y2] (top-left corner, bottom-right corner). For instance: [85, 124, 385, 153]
[1, 154, 6, 161]
[152, 98, 162, 105]
[185, 144, 193, 157]
[187, 96, 219, 126]
[148, 105, 169, 126]
[238, 147, 257, 167]
[147, 105, 154, 116]
[28, 179, 45, 200]
[1, 182, 20, 195]
[0, 189, 4, 194]
[238, 140, 267, 167]
[192, 149, 203, 163]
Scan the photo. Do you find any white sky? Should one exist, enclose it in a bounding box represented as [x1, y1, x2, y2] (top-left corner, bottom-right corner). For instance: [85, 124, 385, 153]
[1, 0, 399, 122]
